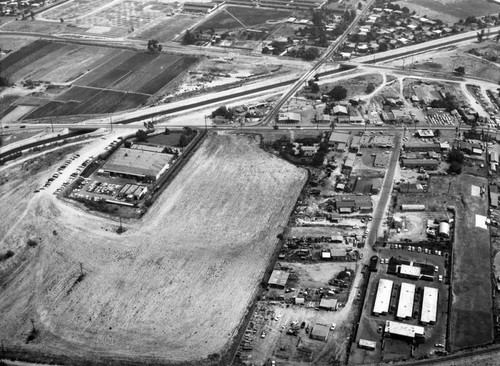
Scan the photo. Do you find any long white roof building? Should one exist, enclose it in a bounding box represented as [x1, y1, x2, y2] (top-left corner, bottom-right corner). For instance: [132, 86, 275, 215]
[385, 320, 425, 339]
[373, 279, 393, 315]
[396, 282, 415, 319]
[420, 286, 439, 324]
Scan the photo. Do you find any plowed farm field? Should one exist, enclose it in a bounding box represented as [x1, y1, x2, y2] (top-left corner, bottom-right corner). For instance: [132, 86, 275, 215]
[0, 133, 307, 364]
[1, 40, 197, 118]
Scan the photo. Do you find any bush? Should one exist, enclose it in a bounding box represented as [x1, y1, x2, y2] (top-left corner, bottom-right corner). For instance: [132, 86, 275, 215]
[27, 239, 38, 248]
[0, 250, 14, 261]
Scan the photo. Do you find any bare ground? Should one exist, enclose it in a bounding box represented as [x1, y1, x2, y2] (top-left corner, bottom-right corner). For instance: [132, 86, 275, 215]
[0, 133, 307, 364]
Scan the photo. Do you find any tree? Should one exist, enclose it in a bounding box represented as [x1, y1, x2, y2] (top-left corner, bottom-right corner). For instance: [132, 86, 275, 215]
[135, 129, 148, 142]
[179, 134, 189, 147]
[182, 30, 197, 45]
[147, 39, 162, 53]
[448, 160, 462, 174]
[454, 66, 465, 75]
[365, 83, 375, 94]
[477, 29, 485, 42]
[328, 85, 348, 101]
[378, 42, 388, 52]
[448, 149, 465, 165]
[164, 127, 170, 135]
[211, 106, 233, 120]
[357, 2, 362, 10]
[434, 129, 441, 137]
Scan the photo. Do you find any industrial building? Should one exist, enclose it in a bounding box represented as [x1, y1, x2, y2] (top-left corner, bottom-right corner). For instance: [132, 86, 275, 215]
[420, 286, 439, 325]
[268, 270, 289, 289]
[401, 204, 425, 211]
[384, 320, 425, 340]
[343, 153, 357, 171]
[310, 323, 330, 342]
[373, 279, 393, 316]
[396, 282, 416, 320]
[100, 148, 174, 182]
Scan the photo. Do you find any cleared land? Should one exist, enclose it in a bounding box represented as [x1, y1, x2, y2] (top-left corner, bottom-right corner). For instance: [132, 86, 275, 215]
[429, 175, 494, 350]
[0, 134, 307, 364]
[131, 14, 201, 42]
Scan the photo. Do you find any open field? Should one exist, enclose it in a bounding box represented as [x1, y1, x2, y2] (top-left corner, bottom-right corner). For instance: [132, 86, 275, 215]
[0, 133, 307, 364]
[428, 175, 494, 351]
[195, 6, 291, 32]
[395, 0, 500, 24]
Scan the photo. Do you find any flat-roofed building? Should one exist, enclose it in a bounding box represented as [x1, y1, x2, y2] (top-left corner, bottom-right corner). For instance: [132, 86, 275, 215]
[373, 279, 393, 316]
[101, 148, 174, 182]
[310, 323, 330, 341]
[402, 159, 439, 170]
[385, 320, 425, 340]
[268, 270, 289, 289]
[399, 264, 421, 279]
[319, 298, 338, 311]
[278, 112, 301, 123]
[329, 132, 351, 148]
[358, 339, 376, 350]
[420, 286, 439, 325]
[396, 282, 416, 320]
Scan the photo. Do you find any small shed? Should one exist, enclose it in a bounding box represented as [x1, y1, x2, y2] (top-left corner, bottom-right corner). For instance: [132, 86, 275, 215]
[310, 323, 330, 342]
[268, 270, 289, 289]
[319, 298, 338, 311]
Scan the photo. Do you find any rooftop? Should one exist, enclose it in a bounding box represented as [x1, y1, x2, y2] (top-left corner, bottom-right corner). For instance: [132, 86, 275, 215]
[102, 148, 174, 178]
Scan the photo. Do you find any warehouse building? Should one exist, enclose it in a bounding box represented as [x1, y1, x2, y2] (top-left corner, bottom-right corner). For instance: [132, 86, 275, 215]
[401, 204, 425, 211]
[385, 320, 425, 341]
[101, 148, 174, 182]
[420, 286, 439, 325]
[373, 279, 393, 316]
[310, 323, 330, 342]
[329, 132, 352, 149]
[396, 282, 416, 320]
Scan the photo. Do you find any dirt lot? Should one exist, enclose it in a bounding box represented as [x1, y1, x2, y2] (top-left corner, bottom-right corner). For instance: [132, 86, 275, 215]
[195, 6, 291, 33]
[444, 174, 494, 351]
[131, 14, 202, 42]
[0, 133, 307, 364]
[395, 0, 500, 24]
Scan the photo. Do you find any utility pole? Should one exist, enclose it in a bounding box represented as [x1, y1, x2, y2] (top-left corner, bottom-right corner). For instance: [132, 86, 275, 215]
[109, 116, 113, 132]
[204, 115, 207, 131]
[79, 262, 83, 277]
[50, 117, 54, 133]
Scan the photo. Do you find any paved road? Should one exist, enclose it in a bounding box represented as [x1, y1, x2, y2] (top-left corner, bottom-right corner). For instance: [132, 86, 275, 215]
[366, 132, 402, 248]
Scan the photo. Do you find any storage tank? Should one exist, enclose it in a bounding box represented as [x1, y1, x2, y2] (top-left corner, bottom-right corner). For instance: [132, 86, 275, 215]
[438, 222, 450, 237]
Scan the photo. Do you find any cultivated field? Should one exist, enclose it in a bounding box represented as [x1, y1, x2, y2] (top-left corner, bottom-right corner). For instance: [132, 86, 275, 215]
[1, 40, 198, 118]
[195, 6, 291, 32]
[395, 0, 500, 23]
[0, 133, 307, 364]
[429, 174, 494, 351]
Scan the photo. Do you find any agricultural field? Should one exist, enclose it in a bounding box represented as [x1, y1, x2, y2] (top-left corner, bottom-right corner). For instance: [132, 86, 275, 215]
[395, 0, 500, 24]
[195, 6, 291, 32]
[1, 40, 198, 118]
[0, 133, 307, 364]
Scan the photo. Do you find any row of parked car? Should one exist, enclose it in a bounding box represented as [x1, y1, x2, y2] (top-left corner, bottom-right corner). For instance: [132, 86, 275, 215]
[389, 244, 444, 256]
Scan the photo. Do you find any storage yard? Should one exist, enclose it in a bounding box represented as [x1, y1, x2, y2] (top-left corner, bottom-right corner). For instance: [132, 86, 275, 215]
[0, 133, 307, 364]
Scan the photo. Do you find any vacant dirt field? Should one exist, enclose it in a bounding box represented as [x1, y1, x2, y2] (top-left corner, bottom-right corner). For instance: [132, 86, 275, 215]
[131, 14, 202, 42]
[429, 175, 494, 351]
[196, 6, 291, 32]
[0, 133, 307, 364]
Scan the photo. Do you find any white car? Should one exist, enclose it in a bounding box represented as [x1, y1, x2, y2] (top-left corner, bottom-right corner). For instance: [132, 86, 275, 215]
[438, 275, 443, 282]
[331, 323, 336, 331]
